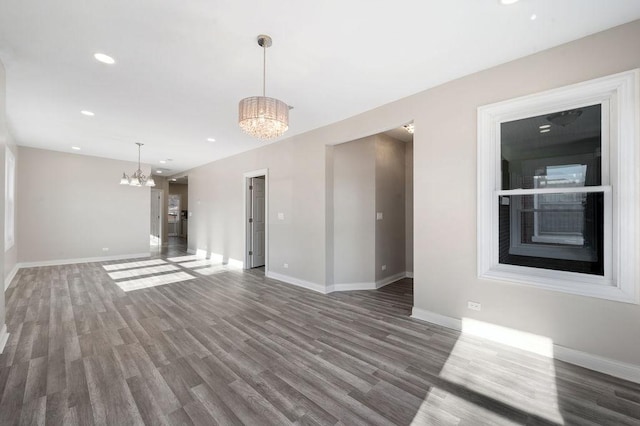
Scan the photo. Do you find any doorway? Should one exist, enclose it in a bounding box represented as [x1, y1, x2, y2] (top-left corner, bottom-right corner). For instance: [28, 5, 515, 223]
[167, 175, 189, 252]
[244, 169, 268, 269]
[150, 188, 163, 251]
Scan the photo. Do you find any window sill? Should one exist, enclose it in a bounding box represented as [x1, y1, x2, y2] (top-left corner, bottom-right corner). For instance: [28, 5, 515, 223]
[479, 264, 637, 304]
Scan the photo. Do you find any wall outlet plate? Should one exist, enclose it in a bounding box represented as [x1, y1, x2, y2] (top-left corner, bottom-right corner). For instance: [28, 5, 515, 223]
[468, 301, 481, 311]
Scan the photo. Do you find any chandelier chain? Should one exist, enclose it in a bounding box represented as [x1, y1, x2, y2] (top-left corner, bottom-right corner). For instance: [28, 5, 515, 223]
[263, 42, 266, 97]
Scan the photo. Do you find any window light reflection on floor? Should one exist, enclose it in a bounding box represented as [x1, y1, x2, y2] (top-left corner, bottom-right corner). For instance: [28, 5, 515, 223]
[175, 259, 214, 268]
[103, 258, 167, 271]
[409, 320, 563, 425]
[167, 255, 205, 262]
[107, 264, 179, 280]
[193, 265, 235, 276]
[115, 271, 196, 292]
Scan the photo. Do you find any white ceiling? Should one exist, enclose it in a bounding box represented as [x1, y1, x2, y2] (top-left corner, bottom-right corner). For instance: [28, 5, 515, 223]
[1, 1, 639, 175]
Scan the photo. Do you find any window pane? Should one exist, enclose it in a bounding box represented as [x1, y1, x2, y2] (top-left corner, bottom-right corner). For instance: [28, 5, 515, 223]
[500, 104, 601, 190]
[498, 192, 604, 275]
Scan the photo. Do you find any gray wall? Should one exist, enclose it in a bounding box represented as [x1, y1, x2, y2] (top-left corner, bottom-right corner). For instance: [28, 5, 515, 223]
[184, 20, 640, 366]
[375, 134, 406, 281]
[333, 136, 376, 284]
[4, 144, 17, 286]
[188, 136, 328, 283]
[405, 140, 413, 274]
[0, 61, 7, 332]
[169, 182, 188, 211]
[17, 147, 151, 263]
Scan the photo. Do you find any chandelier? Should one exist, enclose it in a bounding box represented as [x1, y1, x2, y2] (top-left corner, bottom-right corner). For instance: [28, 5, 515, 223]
[238, 35, 289, 140]
[120, 143, 155, 187]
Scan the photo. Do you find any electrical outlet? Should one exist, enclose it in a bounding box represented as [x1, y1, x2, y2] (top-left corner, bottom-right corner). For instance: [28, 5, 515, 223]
[283, 263, 288, 268]
[381, 264, 387, 271]
[102, 247, 109, 252]
[467, 301, 481, 311]
[278, 212, 285, 220]
[376, 212, 383, 220]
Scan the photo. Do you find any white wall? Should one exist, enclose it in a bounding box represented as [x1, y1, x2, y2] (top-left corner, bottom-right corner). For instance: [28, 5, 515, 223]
[333, 136, 376, 284]
[17, 147, 151, 263]
[375, 134, 406, 281]
[185, 20, 640, 366]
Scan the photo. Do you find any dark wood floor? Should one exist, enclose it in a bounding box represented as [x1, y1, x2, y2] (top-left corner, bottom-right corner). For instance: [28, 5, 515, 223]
[1, 249, 640, 425]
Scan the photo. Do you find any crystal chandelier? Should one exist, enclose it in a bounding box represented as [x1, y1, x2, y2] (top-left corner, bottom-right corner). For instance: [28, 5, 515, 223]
[120, 143, 155, 187]
[238, 35, 289, 140]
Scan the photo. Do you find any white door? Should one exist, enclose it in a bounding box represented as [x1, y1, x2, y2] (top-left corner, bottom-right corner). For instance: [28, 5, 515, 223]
[249, 177, 266, 267]
[150, 189, 162, 247]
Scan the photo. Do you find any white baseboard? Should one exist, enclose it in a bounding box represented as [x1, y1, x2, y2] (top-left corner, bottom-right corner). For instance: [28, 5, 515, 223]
[265, 271, 327, 294]
[411, 307, 640, 384]
[0, 324, 9, 354]
[4, 263, 19, 291]
[553, 345, 640, 384]
[411, 307, 462, 331]
[16, 253, 151, 269]
[331, 282, 376, 292]
[376, 272, 409, 289]
[191, 249, 244, 268]
[329, 272, 410, 293]
[406, 271, 414, 279]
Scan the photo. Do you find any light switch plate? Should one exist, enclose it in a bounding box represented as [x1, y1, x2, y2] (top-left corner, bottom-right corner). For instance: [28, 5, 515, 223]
[278, 212, 285, 220]
[376, 212, 383, 220]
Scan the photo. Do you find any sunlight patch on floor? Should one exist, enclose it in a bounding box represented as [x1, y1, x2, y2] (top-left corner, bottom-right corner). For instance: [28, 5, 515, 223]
[107, 264, 179, 280]
[178, 259, 218, 269]
[103, 259, 167, 271]
[193, 264, 238, 275]
[421, 336, 564, 425]
[115, 271, 196, 292]
[167, 255, 205, 262]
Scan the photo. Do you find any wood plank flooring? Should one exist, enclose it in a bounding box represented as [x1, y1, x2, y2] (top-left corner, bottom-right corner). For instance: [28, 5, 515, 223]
[1, 251, 640, 425]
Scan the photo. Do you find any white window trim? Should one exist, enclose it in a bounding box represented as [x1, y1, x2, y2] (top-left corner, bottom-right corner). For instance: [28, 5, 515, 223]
[477, 69, 639, 304]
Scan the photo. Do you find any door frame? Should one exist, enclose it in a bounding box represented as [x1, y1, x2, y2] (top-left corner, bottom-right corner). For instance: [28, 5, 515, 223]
[243, 168, 269, 270]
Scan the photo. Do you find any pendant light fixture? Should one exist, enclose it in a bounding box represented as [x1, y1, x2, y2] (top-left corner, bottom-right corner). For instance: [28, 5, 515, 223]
[120, 143, 155, 187]
[238, 35, 289, 140]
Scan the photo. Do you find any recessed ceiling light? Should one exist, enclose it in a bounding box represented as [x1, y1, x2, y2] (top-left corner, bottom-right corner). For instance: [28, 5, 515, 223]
[71, 146, 81, 150]
[159, 160, 167, 164]
[530, 14, 537, 20]
[80, 110, 95, 116]
[539, 124, 551, 129]
[207, 138, 216, 142]
[156, 170, 163, 174]
[540, 129, 551, 133]
[94, 53, 115, 65]
[500, 0, 519, 4]
[170, 178, 177, 182]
